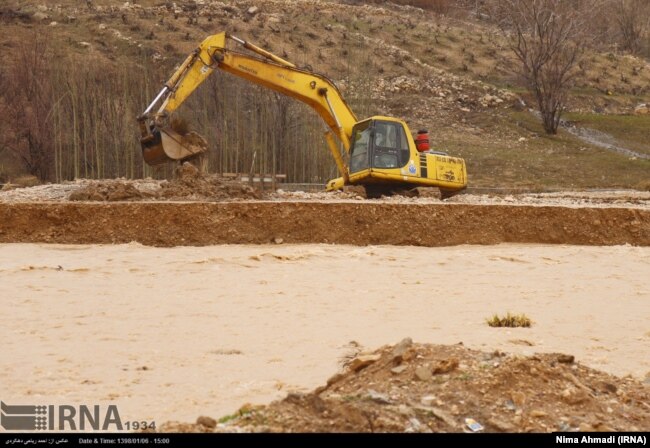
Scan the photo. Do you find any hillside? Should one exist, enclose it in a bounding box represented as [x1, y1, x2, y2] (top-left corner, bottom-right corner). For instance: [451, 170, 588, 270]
[1, 0, 649, 189]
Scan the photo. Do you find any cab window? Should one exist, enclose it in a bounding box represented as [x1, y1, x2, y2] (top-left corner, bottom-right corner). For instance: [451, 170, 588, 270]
[372, 121, 407, 169]
[398, 125, 410, 166]
[349, 121, 371, 173]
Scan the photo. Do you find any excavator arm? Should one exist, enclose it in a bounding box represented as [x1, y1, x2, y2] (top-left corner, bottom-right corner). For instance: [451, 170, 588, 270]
[138, 32, 356, 178]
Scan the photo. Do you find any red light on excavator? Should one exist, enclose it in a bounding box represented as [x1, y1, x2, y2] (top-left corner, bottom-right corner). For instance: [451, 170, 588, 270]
[415, 129, 430, 152]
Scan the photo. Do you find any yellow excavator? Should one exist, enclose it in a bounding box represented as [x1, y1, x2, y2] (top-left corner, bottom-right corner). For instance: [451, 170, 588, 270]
[138, 32, 467, 197]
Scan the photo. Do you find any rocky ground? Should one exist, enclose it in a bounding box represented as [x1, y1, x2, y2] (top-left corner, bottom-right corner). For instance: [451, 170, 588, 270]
[1, 165, 649, 209]
[0, 163, 260, 202]
[157, 340, 650, 433]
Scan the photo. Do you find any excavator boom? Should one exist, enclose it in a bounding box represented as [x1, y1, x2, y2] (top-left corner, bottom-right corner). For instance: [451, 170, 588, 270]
[138, 32, 355, 179]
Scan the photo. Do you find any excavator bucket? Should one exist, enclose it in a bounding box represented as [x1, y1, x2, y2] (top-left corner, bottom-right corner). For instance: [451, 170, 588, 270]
[140, 125, 208, 166]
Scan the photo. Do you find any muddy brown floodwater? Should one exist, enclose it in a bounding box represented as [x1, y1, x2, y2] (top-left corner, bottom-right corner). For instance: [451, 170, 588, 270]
[1, 243, 648, 425]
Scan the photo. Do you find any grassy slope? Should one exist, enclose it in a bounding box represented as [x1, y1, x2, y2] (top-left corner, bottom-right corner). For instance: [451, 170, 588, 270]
[0, 0, 648, 189]
[446, 110, 650, 189]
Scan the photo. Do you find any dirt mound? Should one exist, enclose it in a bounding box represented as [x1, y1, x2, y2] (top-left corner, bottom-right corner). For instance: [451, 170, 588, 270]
[65, 163, 261, 202]
[159, 341, 650, 433]
[69, 180, 146, 202]
[159, 163, 261, 201]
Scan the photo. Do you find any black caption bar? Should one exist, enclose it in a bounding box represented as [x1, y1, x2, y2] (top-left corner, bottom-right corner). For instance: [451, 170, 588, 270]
[0, 432, 647, 447]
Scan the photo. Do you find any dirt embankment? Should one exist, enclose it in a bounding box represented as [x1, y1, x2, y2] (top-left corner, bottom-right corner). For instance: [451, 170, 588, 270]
[160, 341, 650, 433]
[0, 201, 648, 247]
[0, 168, 648, 246]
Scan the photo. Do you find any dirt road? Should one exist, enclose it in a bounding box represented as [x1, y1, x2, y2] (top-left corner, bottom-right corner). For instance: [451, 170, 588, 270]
[1, 243, 648, 424]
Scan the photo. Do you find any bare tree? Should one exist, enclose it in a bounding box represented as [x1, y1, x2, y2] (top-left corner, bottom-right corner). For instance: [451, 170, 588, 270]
[2, 34, 55, 180]
[614, 0, 650, 55]
[490, 0, 599, 134]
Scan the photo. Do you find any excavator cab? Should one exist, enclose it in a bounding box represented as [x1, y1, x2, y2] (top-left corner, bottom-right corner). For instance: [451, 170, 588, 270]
[349, 119, 410, 174]
[346, 117, 467, 198]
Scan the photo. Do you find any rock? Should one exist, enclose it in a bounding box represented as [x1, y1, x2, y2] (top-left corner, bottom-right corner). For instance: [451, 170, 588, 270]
[407, 417, 421, 431]
[634, 103, 649, 115]
[79, 42, 92, 48]
[391, 337, 412, 362]
[561, 387, 589, 405]
[480, 94, 503, 107]
[348, 354, 381, 372]
[578, 422, 594, 432]
[326, 373, 344, 386]
[366, 389, 391, 404]
[530, 410, 548, 418]
[69, 190, 99, 201]
[414, 365, 432, 381]
[557, 354, 575, 364]
[518, 137, 527, 142]
[196, 415, 216, 428]
[489, 417, 514, 431]
[419, 406, 456, 428]
[598, 382, 617, 394]
[33, 11, 49, 21]
[49, 21, 57, 26]
[247, 6, 259, 15]
[511, 391, 526, 407]
[177, 161, 199, 179]
[431, 358, 459, 374]
[593, 422, 615, 432]
[420, 395, 436, 406]
[390, 365, 407, 375]
[397, 404, 413, 416]
[273, 237, 284, 244]
[107, 184, 143, 201]
[284, 393, 306, 406]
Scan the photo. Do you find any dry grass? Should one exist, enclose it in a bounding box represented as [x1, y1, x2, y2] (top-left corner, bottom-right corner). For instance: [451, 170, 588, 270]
[486, 312, 532, 328]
